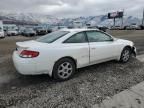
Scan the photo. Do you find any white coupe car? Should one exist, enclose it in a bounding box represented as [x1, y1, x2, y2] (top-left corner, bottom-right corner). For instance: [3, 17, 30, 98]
[13, 29, 136, 81]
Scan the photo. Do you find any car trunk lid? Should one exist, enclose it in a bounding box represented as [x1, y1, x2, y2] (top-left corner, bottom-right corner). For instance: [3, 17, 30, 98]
[16, 40, 44, 54]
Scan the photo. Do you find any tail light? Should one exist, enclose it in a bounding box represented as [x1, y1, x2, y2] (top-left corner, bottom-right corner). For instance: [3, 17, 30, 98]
[20, 50, 39, 58]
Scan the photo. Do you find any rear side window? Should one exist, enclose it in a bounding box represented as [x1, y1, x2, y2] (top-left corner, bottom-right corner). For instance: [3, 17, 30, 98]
[64, 32, 87, 43]
[86, 31, 113, 42]
[36, 31, 69, 43]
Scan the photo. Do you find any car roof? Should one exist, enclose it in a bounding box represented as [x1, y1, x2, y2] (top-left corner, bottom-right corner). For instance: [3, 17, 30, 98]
[60, 28, 100, 32]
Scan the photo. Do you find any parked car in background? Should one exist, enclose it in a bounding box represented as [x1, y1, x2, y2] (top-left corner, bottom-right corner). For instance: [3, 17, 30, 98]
[126, 24, 141, 30]
[51, 26, 68, 32]
[23, 28, 36, 36]
[58, 26, 68, 30]
[7, 29, 18, 36]
[98, 26, 109, 32]
[51, 26, 59, 32]
[3, 24, 18, 36]
[87, 26, 99, 29]
[18, 27, 26, 35]
[0, 20, 5, 38]
[130, 24, 141, 30]
[47, 29, 52, 33]
[87, 26, 108, 32]
[13, 29, 136, 81]
[140, 25, 144, 30]
[111, 26, 123, 30]
[35, 26, 47, 35]
[18, 29, 24, 35]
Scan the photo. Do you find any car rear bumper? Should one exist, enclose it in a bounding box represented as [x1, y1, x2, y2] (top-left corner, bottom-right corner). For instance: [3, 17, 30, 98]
[0, 33, 4, 37]
[12, 51, 53, 76]
[7, 33, 17, 36]
[13, 51, 39, 75]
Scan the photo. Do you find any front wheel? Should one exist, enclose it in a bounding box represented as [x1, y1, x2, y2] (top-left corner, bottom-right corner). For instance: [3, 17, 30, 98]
[52, 58, 76, 81]
[120, 47, 131, 63]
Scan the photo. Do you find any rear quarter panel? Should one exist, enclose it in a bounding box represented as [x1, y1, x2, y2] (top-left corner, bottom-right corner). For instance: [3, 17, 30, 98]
[31, 43, 89, 76]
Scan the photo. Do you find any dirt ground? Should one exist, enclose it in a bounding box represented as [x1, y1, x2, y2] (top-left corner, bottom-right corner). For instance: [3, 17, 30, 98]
[0, 30, 144, 108]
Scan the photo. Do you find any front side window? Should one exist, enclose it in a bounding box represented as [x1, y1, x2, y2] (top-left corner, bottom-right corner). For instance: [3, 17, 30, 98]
[36, 31, 69, 43]
[64, 32, 87, 43]
[86, 31, 113, 42]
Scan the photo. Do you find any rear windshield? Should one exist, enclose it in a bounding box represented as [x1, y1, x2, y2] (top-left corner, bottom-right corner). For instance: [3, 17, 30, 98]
[36, 31, 69, 43]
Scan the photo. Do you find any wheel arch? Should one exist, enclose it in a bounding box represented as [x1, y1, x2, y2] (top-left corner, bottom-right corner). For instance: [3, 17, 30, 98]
[55, 56, 77, 67]
[51, 56, 77, 79]
[50, 56, 77, 76]
[123, 45, 132, 51]
[120, 45, 133, 56]
[118, 45, 132, 60]
[123, 45, 136, 56]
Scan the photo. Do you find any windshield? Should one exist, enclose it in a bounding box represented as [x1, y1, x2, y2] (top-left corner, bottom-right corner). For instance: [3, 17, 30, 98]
[36, 31, 69, 43]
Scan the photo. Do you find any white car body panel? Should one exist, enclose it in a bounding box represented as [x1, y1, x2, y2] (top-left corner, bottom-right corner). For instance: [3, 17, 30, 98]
[89, 41, 118, 63]
[12, 29, 135, 76]
[7, 30, 18, 35]
[0, 20, 4, 38]
[0, 32, 4, 38]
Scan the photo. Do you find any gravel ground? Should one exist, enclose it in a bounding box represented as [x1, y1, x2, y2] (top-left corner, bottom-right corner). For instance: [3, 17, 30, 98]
[0, 57, 144, 108]
[0, 31, 144, 108]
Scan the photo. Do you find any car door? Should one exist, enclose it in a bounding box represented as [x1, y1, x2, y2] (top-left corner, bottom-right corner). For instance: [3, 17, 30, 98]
[63, 32, 89, 68]
[86, 30, 119, 64]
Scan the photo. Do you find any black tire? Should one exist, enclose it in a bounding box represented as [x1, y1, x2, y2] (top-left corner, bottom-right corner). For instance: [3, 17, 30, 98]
[120, 47, 131, 63]
[52, 58, 76, 81]
[0, 37, 5, 39]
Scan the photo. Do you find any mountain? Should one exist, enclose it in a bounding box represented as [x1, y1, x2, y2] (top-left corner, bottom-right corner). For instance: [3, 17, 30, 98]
[59, 15, 142, 28]
[0, 12, 60, 25]
[0, 12, 142, 27]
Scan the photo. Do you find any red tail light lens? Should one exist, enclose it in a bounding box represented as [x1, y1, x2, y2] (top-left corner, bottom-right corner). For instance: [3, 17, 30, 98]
[20, 50, 39, 58]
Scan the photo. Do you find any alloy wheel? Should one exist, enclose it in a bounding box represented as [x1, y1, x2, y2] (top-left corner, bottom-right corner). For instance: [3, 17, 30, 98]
[57, 62, 73, 79]
[122, 49, 130, 62]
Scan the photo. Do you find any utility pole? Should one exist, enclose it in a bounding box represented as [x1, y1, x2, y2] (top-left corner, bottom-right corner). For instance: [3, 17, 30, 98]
[121, 9, 124, 28]
[121, 16, 123, 28]
[113, 18, 115, 27]
[142, 8, 144, 26]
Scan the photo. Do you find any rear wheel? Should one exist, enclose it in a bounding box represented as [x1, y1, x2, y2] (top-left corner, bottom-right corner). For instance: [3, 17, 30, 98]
[120, 47, 131, 63]
[53, 58, 76, 81]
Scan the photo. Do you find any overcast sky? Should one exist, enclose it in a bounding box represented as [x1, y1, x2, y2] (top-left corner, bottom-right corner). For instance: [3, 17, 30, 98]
[0, 0, 144, 18]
